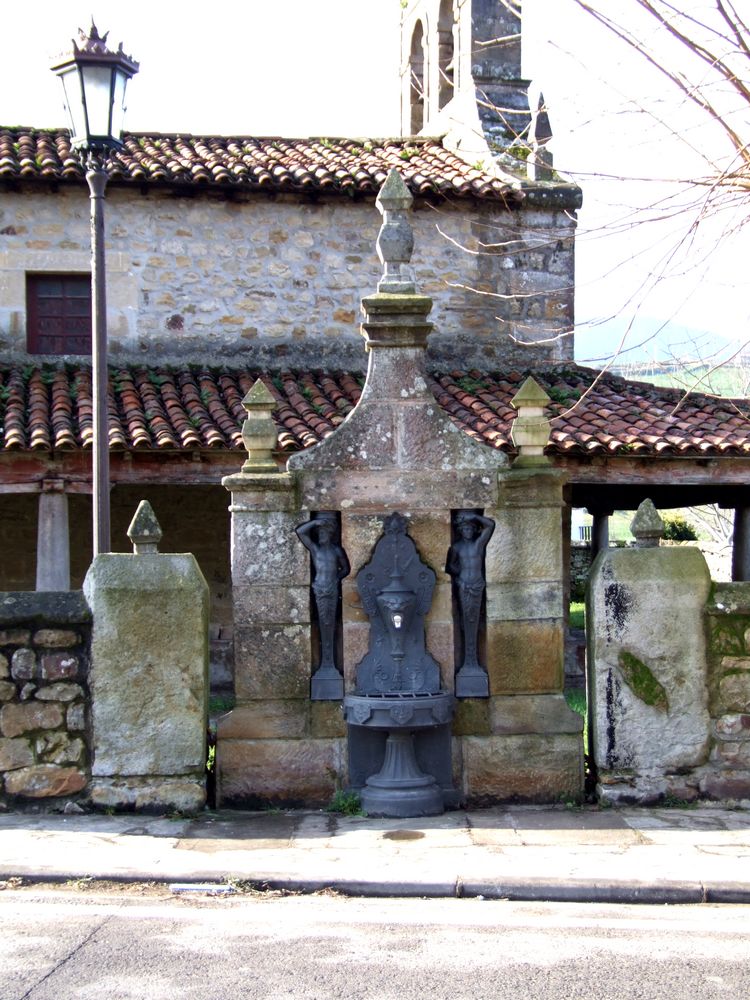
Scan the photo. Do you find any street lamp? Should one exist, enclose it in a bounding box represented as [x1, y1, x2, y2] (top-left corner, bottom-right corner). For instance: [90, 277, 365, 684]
[51, 25, 139, 556]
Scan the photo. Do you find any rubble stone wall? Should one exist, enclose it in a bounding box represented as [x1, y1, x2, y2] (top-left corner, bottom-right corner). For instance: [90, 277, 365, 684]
[0, 186, 575, 370]
[0, 592, 91, 805]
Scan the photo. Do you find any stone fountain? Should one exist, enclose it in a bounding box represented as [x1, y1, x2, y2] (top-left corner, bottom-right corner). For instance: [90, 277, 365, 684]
[343, 512, 454, 816]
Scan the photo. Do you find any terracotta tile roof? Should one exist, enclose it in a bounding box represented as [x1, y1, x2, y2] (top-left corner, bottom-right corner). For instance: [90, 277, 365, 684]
[2, 363, 749, 460]
[0, 128, 518, 203]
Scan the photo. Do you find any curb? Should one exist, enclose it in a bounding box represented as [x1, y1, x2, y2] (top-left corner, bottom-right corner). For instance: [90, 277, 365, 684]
[4, 871, 750, 905]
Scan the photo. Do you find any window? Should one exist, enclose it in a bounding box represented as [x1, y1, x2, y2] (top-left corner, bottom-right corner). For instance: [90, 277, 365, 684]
[27, 274, 92, 355]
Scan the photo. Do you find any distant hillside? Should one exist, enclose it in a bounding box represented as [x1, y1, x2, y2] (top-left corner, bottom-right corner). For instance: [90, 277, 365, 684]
[574, 316, 749, 397]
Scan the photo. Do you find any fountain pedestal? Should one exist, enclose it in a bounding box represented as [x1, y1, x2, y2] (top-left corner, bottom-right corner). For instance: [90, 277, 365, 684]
[344, 513, 455, 817]
[343, 690, 453, 816]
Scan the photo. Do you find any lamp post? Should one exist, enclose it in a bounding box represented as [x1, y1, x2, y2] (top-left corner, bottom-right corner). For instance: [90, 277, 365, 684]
[51, 25, 139, 556]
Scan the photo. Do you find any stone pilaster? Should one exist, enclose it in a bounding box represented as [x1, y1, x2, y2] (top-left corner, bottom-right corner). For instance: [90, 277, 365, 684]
[36, 485, 70, 592]
[460, 464, 583, 804]
[83, 503, 209, 812]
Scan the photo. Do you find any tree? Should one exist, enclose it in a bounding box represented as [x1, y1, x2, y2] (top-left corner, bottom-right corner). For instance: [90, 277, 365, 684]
[562, 0, 750, 384]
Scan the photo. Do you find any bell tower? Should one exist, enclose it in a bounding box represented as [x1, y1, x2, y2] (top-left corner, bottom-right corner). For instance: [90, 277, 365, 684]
[400, 0, 534, 163]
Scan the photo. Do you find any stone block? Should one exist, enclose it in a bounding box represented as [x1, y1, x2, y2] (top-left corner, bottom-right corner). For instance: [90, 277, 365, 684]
[1, 702, 64, 738]
[35, 682, 83, 703]
[405, 511, 451, 582]
[40, 653, 78, 681]
[36, 733, 85, 765]
[0, 736, 34, 770]
[0, 653, 8, 678]
[234, 625, 311, 700]
[341, 512, 387, 577]
[699, 770, 750, 801]
[5, 764, 86, 798]
[715, 714, 750, 739]
[11, 648, 36, 681]
[233, 585, 310, 627]
[218, 738, 344, 807]
[0, 630, 31, 646]
[33, 629, 78, 648]
[713, 740, 750, 769]
[343, 623, 370, 690]
[463, 734, 583, 803]
[231, 512, 310, 586]
[0, 680, 15, 701]
[310, 701, 346, 739]
[453, 699, 491, 736]
[719, 672, 750, 713]
[496, 468, 566, 508]
[486, 581, 564, 621]
[427, 581, 453, 623]
[425, 621, 454, 681]
[486, 620, 564, 694]
[489, 694, 583, 735]
[83, 552, 208, 778]
[217, 701, 309, 739]
[485, 507, 563, 584]
[90, 776, 205, 812]
[342, 579, 368, 623]
[588, 547, 711, 778]
[67, 703, 85, 731]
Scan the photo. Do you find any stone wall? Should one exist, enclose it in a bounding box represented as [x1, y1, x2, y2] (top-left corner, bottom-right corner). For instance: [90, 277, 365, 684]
[0, 185, 575, 370]
[704, 584, 750, 800]
[0, 486, 232, 692]
[569, 541, 592, 602]
[0, 592, 90, 806]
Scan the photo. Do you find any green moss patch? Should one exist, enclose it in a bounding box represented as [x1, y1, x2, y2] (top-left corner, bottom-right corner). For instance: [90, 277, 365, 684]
[618, 651, 669, 713]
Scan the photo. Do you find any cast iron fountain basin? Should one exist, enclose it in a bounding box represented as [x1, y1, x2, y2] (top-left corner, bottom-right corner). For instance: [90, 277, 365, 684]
[343, 691, 455, 817]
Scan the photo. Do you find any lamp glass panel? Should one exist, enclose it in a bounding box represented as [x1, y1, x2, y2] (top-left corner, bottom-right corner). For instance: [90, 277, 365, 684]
[59, 67, 86, 145]
[80, 64, 115, 139]
[109, 70, 129, 141]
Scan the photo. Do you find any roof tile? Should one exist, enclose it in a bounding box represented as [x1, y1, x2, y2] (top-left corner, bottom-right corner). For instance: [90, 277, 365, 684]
[2, 363, 749, 460]
[0, 128, 519, 203]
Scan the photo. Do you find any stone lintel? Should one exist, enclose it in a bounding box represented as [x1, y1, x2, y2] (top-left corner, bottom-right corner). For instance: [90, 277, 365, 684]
[298, 469, 499, 512]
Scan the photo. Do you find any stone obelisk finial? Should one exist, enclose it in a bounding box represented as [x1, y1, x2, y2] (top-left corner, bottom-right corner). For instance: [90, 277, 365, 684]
[376, 168, 416, 294]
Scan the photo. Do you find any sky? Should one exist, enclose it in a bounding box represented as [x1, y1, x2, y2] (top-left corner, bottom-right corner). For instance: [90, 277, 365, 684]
[2, 0, 747, 373]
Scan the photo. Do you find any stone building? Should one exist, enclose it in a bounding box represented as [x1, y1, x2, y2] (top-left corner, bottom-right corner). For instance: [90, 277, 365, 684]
[0, 0, 749, 802]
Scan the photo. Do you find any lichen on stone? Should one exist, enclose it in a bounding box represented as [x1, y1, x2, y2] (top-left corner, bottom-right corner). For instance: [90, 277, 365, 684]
[617, 650, 669, 713]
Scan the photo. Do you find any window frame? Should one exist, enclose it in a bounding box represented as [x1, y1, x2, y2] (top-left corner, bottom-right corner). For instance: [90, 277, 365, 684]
[26, 272, 92, 356]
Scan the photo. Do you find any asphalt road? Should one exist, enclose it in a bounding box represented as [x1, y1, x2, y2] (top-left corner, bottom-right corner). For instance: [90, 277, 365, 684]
[1, 885, 749, 999]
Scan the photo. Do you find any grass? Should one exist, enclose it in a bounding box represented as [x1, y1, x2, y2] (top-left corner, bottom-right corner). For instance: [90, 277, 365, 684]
[208, 694, 235, 715]
[569, 601, 585, 629]
[326, 790, 365, 816]
[564, 687, 588, 758]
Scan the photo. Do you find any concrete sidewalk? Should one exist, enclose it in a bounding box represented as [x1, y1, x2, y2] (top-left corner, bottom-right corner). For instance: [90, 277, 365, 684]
[0, 804, 748, 905]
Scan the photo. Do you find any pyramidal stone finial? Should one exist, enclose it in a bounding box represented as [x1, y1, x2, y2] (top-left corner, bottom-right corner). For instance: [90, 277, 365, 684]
[375, 169, 416, 294]
[240, 378, 279, 474]
[630, 499, 664, 548]
[127, 500, 162, 554]
[510, 376, 551, 465]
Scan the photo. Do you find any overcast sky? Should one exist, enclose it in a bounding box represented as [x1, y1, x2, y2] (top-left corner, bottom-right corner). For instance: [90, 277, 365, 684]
[2, 0, 747, 371]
